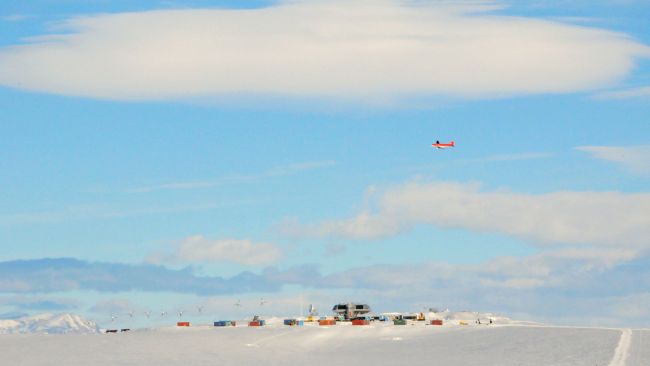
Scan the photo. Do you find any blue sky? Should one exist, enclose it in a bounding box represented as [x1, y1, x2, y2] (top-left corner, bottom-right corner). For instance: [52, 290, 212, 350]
[0, 0, 649, 327]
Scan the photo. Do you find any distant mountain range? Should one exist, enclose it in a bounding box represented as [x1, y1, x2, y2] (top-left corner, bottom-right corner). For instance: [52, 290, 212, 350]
[0, 313, 99, 334]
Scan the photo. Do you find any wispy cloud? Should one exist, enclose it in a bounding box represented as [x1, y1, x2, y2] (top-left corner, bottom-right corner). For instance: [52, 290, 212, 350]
[129, 160, 336, 193]
[1, 14, 29, 22]
[150, 235, 283, 266]
[576, 145, 650, 176]
[0, 201, 239, 226]
[128, 176, 257, 193]
[287, 181, 650, 249]
[266, 160, 337, 176]
[469, 152, 554, 162]
[551, 16, 601, 24]
[592, 86, 650, 99]
[0, 1, 647, 101]
[89, 298, 145, 315]
[0, 296, 79, 311]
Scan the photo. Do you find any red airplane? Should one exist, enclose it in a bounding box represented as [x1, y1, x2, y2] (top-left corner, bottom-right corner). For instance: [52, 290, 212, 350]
[432, 140, 455, 149]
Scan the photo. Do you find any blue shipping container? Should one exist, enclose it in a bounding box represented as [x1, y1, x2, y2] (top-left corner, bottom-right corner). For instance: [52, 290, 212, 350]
[284, 319, 304, 326]
[214, 321, 235, 327]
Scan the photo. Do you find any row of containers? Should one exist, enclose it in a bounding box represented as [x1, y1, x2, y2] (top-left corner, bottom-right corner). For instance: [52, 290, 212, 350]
[177, 318, 445, 327]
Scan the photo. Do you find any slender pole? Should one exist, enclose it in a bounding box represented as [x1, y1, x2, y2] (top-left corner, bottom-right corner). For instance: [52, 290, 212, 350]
[300, 294, 304, 318]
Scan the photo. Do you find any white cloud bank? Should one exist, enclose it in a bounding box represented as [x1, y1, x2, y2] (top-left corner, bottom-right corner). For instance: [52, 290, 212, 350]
[292, 181, 650, 250]
[173, 235, 282, 266]
[576, 145, 650, 176]
[319, 248, 638, 292]
[0, 0, 648, 100]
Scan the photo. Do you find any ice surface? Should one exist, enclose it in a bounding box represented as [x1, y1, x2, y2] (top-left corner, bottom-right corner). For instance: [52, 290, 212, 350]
[0, 323, 638, 366]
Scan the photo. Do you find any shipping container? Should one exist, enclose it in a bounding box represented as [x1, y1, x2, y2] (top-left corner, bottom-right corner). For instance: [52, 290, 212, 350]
[318, 319, 336, 326]
[214, 321, 236, 327]
[248, 320, 266, 327]
[431, 319, 443, 326]
[283, 319, 303, 326]
[393, 319, 407, 326]
[177, 322, 191, 327]
[352, 319, 370, 326]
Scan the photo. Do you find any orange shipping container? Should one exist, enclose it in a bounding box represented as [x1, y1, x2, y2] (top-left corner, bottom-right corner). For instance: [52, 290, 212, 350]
[177, 322, 191, 327]
[351, 319, 370, 326]
[319, 319, 336, 326]
[431, 319, 443, 326]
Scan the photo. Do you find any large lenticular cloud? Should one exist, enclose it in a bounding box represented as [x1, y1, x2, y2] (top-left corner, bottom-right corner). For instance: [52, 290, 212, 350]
[0, 0, 648, 100]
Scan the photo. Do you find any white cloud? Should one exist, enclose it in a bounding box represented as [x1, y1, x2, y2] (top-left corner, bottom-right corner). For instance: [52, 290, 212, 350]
[474, 248, 639, 289]
[173, 235, 282, 266]
[318, 248, 638, 292]
[0, 0, 647, 101]
[544, 247, 638, 268]
[593, 86, 650, 99]
[576, 145, 650, 176]
[292, 181, 650, 250]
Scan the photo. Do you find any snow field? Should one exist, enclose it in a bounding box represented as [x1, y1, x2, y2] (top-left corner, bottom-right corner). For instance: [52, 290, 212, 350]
[0, 324, 629, 366]
[626, 330, 650, 366]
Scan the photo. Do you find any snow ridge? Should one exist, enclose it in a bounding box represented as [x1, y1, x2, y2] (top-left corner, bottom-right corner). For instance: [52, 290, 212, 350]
[0, 313, 99, 334]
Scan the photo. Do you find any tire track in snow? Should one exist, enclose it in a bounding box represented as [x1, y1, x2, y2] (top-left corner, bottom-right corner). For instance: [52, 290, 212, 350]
[608, 329, 632, 366]
[244, 328, 295, 348]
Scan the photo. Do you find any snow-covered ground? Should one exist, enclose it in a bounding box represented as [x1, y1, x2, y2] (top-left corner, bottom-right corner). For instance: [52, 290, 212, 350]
[0, 319, 648, 366]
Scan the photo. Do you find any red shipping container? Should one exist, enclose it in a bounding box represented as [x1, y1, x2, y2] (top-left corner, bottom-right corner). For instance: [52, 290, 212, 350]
[352, 319, 370, 326]
[177, 322, 191, 327]
[431, 319, 443, 326]
[248, 321, 262, 327]
[319, 319, 336, 326]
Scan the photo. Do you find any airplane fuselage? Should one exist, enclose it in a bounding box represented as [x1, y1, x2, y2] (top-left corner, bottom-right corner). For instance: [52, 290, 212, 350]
[432, 141, 455, 149]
